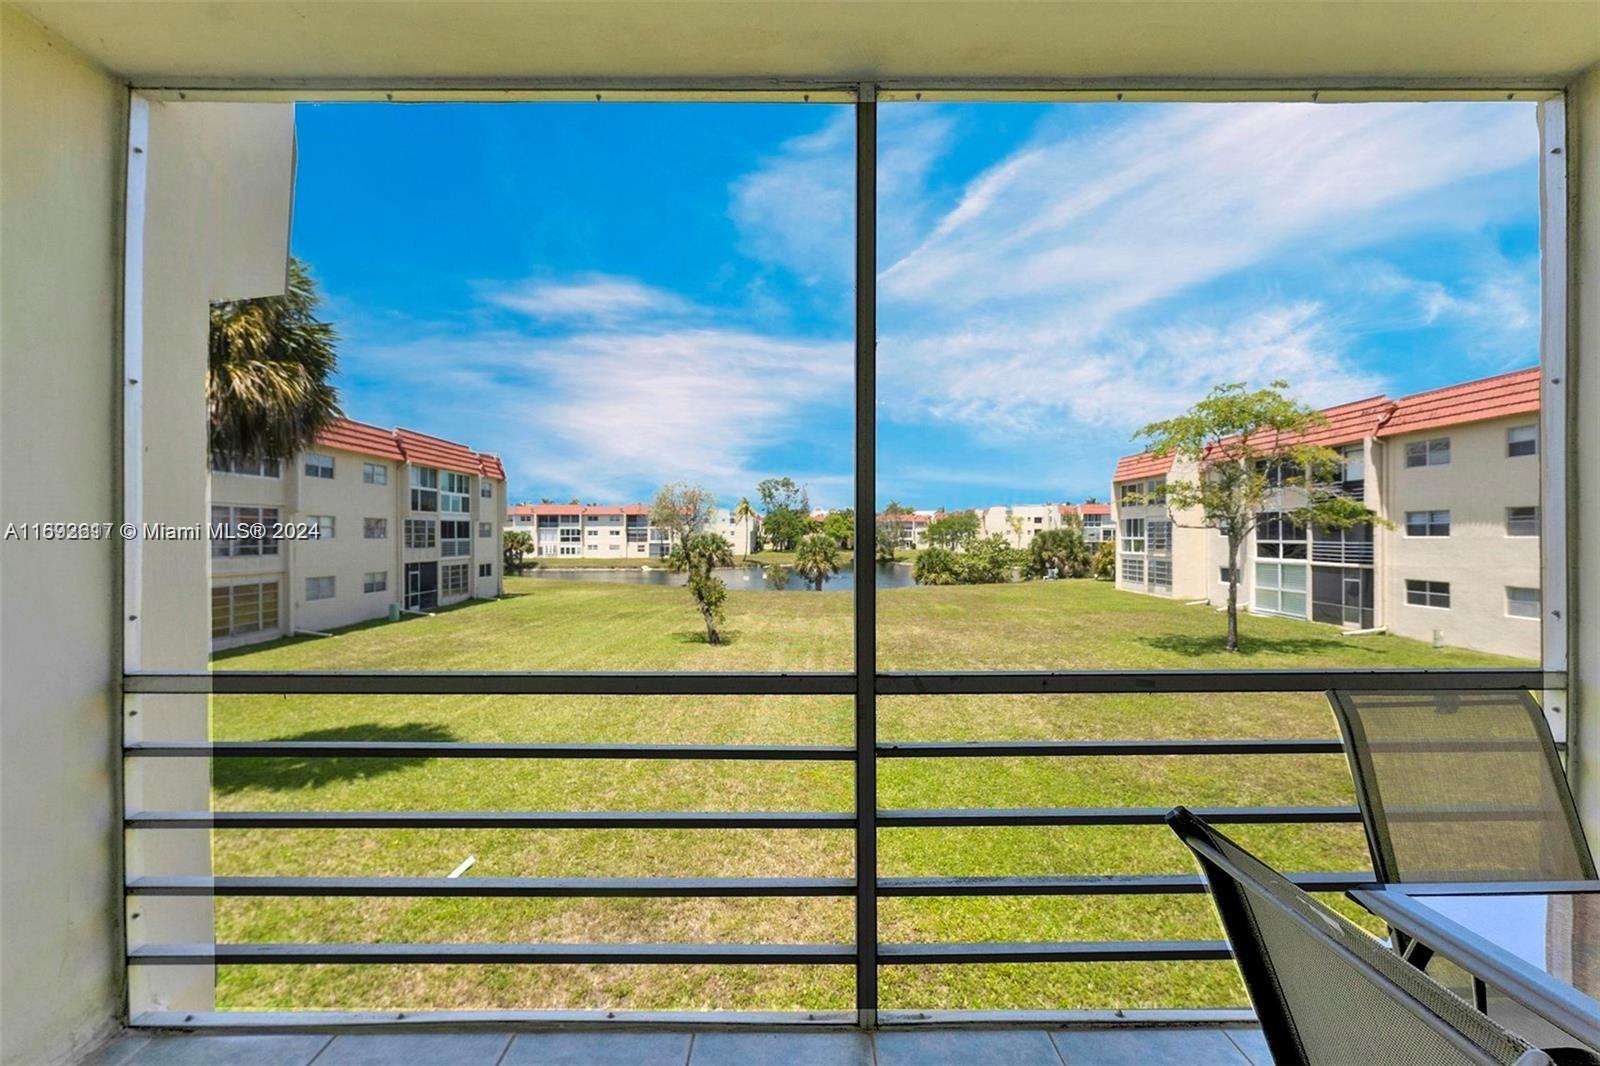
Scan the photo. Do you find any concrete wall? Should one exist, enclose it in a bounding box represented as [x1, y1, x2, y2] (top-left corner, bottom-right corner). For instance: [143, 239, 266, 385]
[1376, 417, 1543, 661]
[0, 10, 126, 1063]
[1572, 64, 1600, 845]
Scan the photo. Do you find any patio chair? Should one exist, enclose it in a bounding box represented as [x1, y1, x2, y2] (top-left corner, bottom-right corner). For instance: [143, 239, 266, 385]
[1328, 690, 1595, 884]
[1167, 805, 1585, 1066]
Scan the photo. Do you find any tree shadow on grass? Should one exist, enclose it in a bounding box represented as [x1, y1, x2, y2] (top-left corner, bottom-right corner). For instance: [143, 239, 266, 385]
[213, 722, 461, 795]
[1137, 632, 1387, 659]
[671, 628, 739, 647]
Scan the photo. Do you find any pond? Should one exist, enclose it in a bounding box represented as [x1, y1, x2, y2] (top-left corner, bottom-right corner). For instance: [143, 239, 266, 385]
[521, 560, 918, 590]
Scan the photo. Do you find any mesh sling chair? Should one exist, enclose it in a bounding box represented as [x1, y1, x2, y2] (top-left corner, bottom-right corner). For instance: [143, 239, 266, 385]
[1328, 690, 1595, 884]
[1167, 806, 1587, 1066]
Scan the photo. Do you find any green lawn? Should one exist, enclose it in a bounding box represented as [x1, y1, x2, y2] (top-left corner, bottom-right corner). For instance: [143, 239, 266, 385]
[209, 578, 1528, 1013]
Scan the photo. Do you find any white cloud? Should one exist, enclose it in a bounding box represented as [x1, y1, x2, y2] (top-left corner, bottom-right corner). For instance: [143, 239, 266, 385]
[339, 315, 851, 504]
[877, 101, 1537, 436]
[485, 274, 691, 324]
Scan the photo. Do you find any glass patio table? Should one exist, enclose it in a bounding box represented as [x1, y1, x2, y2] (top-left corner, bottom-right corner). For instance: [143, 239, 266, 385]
[1350, 882, 1600, 1051]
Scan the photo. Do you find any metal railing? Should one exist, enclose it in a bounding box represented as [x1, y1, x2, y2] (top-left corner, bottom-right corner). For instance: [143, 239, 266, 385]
[1310, 540, 1375, 564]
[120, 665, 1558, 1024]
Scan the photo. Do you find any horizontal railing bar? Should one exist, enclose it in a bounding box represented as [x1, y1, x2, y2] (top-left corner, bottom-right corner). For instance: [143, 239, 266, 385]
[123, 668, 1561, 697]
[878, 940, 1233, 964]
[129, 943, 856, 966]
[876, 669, 1557, 695]
[878, 872, 1376, 896]
[877, 805, 1360, 827]
[126, 741, 856, 761]
[126, 810, 854, 829]
[878, 739, 1344, 758]
[124, 672, 854, 696]
[128, 875, 855, 897]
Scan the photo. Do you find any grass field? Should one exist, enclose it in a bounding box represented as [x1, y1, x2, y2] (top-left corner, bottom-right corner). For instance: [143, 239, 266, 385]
[207, 578, 1528, 1013]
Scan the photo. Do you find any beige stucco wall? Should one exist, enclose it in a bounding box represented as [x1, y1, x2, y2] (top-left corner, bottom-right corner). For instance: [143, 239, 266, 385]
[0, 10, 126, 1063]
[1376, 417, 1543, 661]
[127, 97, 296, 1017]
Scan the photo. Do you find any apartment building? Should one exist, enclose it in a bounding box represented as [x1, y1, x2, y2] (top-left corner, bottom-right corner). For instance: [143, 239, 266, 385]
[507, 503, 760, 559]
[880, 509, 935, 549]
[1110, 368, 1543, 660]
[978, 503, 1070, 547]
[1062, 502, 1114, 544]
[210, 419, 508, 650]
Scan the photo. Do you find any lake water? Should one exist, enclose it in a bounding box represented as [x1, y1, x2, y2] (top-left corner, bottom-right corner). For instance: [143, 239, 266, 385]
[522, 560, 917, 590]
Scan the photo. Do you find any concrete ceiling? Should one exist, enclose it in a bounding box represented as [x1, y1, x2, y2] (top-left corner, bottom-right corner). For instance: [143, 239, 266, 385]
[14, 1, 1600, 88]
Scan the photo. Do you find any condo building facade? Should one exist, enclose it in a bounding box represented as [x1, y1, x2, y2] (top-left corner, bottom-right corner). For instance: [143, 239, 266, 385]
[506, 504, 761, 559]
[210, 419, 508, 650]
[1110, 369, 1543, 660]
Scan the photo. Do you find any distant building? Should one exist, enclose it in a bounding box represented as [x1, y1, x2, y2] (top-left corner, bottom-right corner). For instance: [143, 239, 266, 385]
[1110, 368, 1543, 660]
[507, 503, 760, 559]
[210, 419, 507, 650]
[977, 503, 1072, 548]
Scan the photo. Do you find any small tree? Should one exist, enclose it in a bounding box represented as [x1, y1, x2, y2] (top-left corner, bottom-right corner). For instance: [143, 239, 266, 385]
[961, 535, 1020, 584]
[731, 495, 759, 558]
[913, 547, 961, 585]
[669, 532, 735, 644]
[875, 525, 899, 563]
[502, 529, 534, 574]
[1005, 512, 1026, 548]
[822, 509, 855, 549]
[1132, 380, 1381, 652]
[650, 481, 715, 555]
[793, 532, 842, 591]
[1027, 527, 1090, 579]
[927, 510, 980, 550]
[1091, 540, 1115, 581]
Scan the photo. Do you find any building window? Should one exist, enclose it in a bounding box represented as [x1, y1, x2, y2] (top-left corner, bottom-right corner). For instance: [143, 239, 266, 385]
[308, 515, 335, 539]
[481, 483, 493, 499]
[537, 515, 560, 528]
[212, 453, 282, 478]
[441, 562, 470, 595]
[1507, 586, 1540, 619]
[305, 576, 336, 601]
[1255, 561, 1307, 618]
[304, 453, 335, 479]
[210, 505, 280, 558]
[1404, 510, 1451, 537]
[479, 522, 492, 538]
[211, 580, 280, 639]
[1147, 519, 1171, 553]
[1120, 518, 1145, 554]
[478, 563, 492, 578]
[1219, 567, 1238, 585]
[1148, 559, 1172, 590]
[1404, 438, 1451, 468]
[1256, 512, 1307, 559]
[364, 517, 387, 539]
[627, 515, 649, 543]
[362, 462, 388, 485]
[1507, 425, 1538, 458]
[404, 519, 437, 549]
[441, 519, 471, 557]
[363, 571, 387, 594]
[1405, 579, 1451, 609]
[559, 525, 581, 545]
[441, 471, 471, 513]
[1506, 506, 1539, 537]
[1120, 556, 1144, 584]
[409, 466, 439, 511]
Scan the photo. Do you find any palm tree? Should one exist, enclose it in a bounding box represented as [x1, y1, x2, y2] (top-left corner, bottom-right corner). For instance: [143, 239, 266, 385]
[731, 495, 758, 558]
[503, 530, 534, 574]
[669, 533, 735, 644]
[793, 532, 841, 591]
[208, 257, 341, 463]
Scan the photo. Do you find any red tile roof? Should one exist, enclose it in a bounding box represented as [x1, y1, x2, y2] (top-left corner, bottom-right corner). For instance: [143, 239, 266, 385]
[1078, 502, 1111, 517]
[393, 428, 484, 477]
[313, 418, 405, 463]
[310, 418, 506, 481]
[1376, 367, 1540, 438]
[508, 503, 651, 517]
[1113, 452, 1174, 483]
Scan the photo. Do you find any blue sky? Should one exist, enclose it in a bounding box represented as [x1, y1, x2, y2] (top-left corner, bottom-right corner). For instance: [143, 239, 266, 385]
[290, 100, 1540, 510]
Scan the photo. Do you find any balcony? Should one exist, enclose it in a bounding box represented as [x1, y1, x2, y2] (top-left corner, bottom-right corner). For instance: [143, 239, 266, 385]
[1310, 540, 1375, 565]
